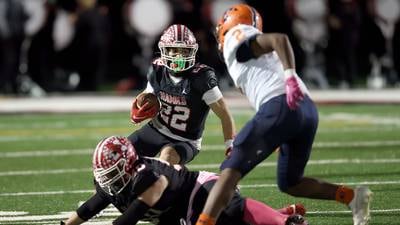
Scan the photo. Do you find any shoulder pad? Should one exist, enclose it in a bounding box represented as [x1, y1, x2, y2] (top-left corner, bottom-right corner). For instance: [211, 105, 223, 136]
[151, 58, 165, 72]
[131, 167, 159, 195]
[191, 63, 214, 74]
[152, 58, 164, 66]
[148, 58, 164, 77]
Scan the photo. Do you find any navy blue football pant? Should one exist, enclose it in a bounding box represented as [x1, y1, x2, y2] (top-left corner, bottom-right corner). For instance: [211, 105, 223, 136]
[220, 94, 319, 191]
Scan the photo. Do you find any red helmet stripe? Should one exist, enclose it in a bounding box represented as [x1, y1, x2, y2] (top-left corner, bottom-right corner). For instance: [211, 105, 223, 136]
[176, 24, 182, 43]
[180, 25, 185, 43]
[174, 25, 178, 42]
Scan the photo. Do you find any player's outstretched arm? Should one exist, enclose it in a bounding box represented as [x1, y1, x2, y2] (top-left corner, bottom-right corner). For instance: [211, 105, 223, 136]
[112, 175, 169, 225]
[250, 33, 304, 109]
[209, 98, 236, 156]
[62, 192, 110, 225]
[61, 212, 85, 225]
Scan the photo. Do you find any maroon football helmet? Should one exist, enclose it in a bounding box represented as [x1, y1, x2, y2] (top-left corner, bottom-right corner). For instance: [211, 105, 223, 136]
[158, 24, 198, 72]
[92, 136, 138, 195]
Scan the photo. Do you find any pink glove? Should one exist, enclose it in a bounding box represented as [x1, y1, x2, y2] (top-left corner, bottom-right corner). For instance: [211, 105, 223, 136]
[284, 69, 304, 110]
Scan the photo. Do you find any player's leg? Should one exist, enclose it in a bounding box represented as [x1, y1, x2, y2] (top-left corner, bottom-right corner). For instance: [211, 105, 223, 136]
[197, 168, 242, 225]
[277, 96, 372, 225]
[242, 198, 309, 225]
[159, 142, 198, 165]
[127, 123, 168, 157]
[159, 145, 181, 164]
[278, 141, 342, 200]
[192, 177, 307, 225]
[197, 97, 285, 225]
[284, 149, 372, 225]
[127, 124, 199, 165]
[277, 96, 343, 199]
[190, 172, 237, 225]
[276, 95, 336, 198]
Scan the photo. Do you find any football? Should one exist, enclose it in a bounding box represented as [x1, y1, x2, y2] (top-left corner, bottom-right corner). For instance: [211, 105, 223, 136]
[135, 92, 160, 111]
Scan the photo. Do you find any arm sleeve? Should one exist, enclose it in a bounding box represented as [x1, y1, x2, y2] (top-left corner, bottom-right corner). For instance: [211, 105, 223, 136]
[112, 199, 150, 225]
[202, 86, 223, 105]
[76, 192, 110, 221]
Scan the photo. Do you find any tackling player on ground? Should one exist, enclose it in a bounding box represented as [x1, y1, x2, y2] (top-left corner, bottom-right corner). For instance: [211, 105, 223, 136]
[129, 24, 235, 165]
[60, 136, 308, 225]
[195, 4, 372, 225]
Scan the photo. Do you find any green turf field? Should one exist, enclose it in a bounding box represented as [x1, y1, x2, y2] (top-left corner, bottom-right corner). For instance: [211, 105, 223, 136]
[0, 104, 399, 225]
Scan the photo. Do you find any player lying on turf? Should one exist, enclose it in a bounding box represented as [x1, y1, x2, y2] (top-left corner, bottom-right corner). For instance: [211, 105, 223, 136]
[60, 136, 308, 225]
[128, 24, 236, 165]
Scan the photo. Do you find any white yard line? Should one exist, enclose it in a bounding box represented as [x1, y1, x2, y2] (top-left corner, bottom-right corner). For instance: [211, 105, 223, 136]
[1, 113, 399, 130]
[0, 149, 93, 158]
[0, 126, 399, 143]
[0, 211, 28, 216]
[0, 190, 93, 197]
[0, 168, 91, 176]
[1, 140, 400, 158]
[1, 208, 399, 223]
[307, 209, 400, 214]
[202, 140, 400, 150]
[190, 158, 400, 169]
[0, 158, 399, 177]
[238, 180, 400, 189]
[1, 180, 399, 197]
[321, 113, 400, 126]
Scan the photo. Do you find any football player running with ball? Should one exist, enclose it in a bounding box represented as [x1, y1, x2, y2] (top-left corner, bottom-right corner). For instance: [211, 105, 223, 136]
[61, 136, 308, 225]
[195, 4, 372, 225]
[129, 24, 235, 165]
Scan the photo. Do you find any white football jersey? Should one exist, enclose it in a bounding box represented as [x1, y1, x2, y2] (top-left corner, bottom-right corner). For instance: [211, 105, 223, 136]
[223, 24, 308, 110]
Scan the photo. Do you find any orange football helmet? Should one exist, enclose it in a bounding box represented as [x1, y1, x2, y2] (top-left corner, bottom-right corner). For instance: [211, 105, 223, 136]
[216, 4, 263, 51]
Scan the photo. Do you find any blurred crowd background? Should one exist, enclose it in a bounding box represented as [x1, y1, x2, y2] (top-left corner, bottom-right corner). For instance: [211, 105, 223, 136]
[0, 0, 399, 97]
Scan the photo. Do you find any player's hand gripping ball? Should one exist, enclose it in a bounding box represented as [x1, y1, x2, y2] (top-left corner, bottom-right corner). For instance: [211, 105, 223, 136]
[130, 93, 160, 124]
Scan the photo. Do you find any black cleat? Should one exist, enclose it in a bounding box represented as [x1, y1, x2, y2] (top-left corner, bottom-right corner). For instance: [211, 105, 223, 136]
[285, 214, 308, 225]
